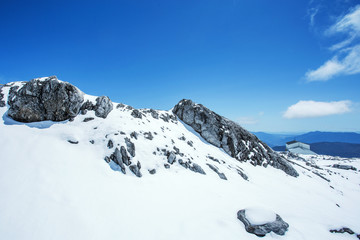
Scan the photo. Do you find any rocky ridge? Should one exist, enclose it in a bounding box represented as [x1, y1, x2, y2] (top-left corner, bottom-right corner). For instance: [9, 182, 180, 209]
[173, 99, 298, 177]
[3, 76, 297, 179]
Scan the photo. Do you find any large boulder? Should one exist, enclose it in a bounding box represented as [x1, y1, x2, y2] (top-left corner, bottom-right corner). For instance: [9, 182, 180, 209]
[95, 96, 113, 118]
[7, 76, 84, 122]
[237, 209, 289, 237]
[173, 99, 298, 177]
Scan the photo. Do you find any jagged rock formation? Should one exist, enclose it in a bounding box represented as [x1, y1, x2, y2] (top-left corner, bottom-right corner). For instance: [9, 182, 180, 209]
[95, 96, 113, 118]
[80, 96, 113, 118]
[173, 99, 298, 177]
[7, 76, 84, 122]
[237, 209, 289, 237]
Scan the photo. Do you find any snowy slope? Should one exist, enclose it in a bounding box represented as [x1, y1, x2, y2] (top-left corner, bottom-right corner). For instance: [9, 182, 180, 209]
[1, 80, 360, 240]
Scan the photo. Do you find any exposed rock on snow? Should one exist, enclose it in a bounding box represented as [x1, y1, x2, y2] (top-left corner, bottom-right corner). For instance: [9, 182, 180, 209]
[7, 76, 84, 122]
[173, 99, 298, 177]
[120, 146, 131, 166]
[131, 109, 143, 119]
[112, 148, 126, 174]
[95, 96, 113, 118]
[83, 117, 94, 122]
[167, 152, 176, 164]
[129, 162, 142, 177]
[107, 140, 114, 149]
[189, 162, 206, 175]
[0, 87, 5, 107]
[332, 164, 357, 171]
[237, 209, 289, 237]
[206, 163, 227, 180]
[125, 137, 135, 157]
[144, 131, 153, 140]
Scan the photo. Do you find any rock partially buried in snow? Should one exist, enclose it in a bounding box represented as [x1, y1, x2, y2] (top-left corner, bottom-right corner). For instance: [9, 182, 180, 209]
[173, 99, 298, 177]
[7, 76, 84, 122]
[237, 208, 289, 237]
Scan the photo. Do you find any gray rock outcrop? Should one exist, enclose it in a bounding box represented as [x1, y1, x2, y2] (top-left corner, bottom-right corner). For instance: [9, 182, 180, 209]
[112, 148, 126, 174]
[332, 164, 357, 171]
[173, 99, 298, 177]
[206, 163, 227, 180]
[237, 209, 289, 237]
[125, 138, 135, 157]
[95, 96, 113, 118]
[167, 152, 176, 164]
[7, 76, 84, 122]
[0, 87, 5, 107]
[129, 161, 142, 177]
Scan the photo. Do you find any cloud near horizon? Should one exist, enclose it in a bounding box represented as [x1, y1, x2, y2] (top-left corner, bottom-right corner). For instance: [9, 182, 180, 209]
[306, 5, 360, 81]
[283, 100, 352, 119]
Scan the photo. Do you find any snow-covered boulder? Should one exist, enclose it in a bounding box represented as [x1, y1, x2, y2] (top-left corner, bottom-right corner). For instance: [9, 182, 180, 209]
[173, 99, 298, 177]
[237, 208, 289, 237]
[7, 76, 84, 122]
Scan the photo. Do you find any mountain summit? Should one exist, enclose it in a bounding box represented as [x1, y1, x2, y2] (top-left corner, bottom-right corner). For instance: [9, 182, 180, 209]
[0, 76, 359, 240]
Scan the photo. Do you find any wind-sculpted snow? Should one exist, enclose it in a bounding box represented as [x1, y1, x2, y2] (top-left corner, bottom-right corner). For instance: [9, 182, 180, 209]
[173, 99, 298, 177]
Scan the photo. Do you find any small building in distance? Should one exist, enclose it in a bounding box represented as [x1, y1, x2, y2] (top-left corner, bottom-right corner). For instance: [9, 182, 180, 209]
[286, 140, 316, 155]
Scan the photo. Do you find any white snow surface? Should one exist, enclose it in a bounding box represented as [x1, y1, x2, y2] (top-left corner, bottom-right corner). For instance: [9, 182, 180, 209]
[245, 208, 276, 225]
[1, 83, 360, 240]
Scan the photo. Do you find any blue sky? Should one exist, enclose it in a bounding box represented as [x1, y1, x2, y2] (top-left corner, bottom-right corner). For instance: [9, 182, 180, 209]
[1, 0, 359, 132]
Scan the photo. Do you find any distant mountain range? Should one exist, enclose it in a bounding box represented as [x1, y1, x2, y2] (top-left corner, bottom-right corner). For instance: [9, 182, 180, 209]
[253, 131, 360, 158]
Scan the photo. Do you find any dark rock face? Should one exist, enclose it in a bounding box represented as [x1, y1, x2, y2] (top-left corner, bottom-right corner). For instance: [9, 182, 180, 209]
[173, 99, 298, 177]
[131, 109, 142, 119]
[237, 209, 289, 237]
[189, 163, 206, 175]
[113, 148, 126, 174]
[120, 146, 131, 166]
[7, 76, 84, 122]
[332, 164, 357, 171]
[330, 227, 355, 235]
[83, 117, 94, 122]
[129, 161, 142, 177]
[206, 163, 227, 180]
[144, 132, 153, 140]
[68, 140, 79, 144]
[125, 138, 135, 157]
[167, 152, 176, 164]
[95, 96, 113, 118]
[107, 140, 114, 149]
[0, 87, 5, 107]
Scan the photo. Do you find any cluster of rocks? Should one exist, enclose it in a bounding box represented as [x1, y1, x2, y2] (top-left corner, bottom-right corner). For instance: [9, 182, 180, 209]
[173, 99, 298, 177]
[330, 227, 360, 239]
[6, 76, 114, 122]
[80, 96, 113, 118]
[105, 137, 142, 177]
[237, 209, 289, 237]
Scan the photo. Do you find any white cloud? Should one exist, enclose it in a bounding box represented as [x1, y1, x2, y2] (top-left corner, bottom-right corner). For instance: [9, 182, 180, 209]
[237, 117, 257, 125]
[328, 5, 360, 36]
[283, 100, 352, 119]
[308, 7, 319, 27]
[306, 5, 360, 81]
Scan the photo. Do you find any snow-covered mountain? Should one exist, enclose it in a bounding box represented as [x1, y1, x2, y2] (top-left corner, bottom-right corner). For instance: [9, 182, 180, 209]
[0, 76, 359, 240]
